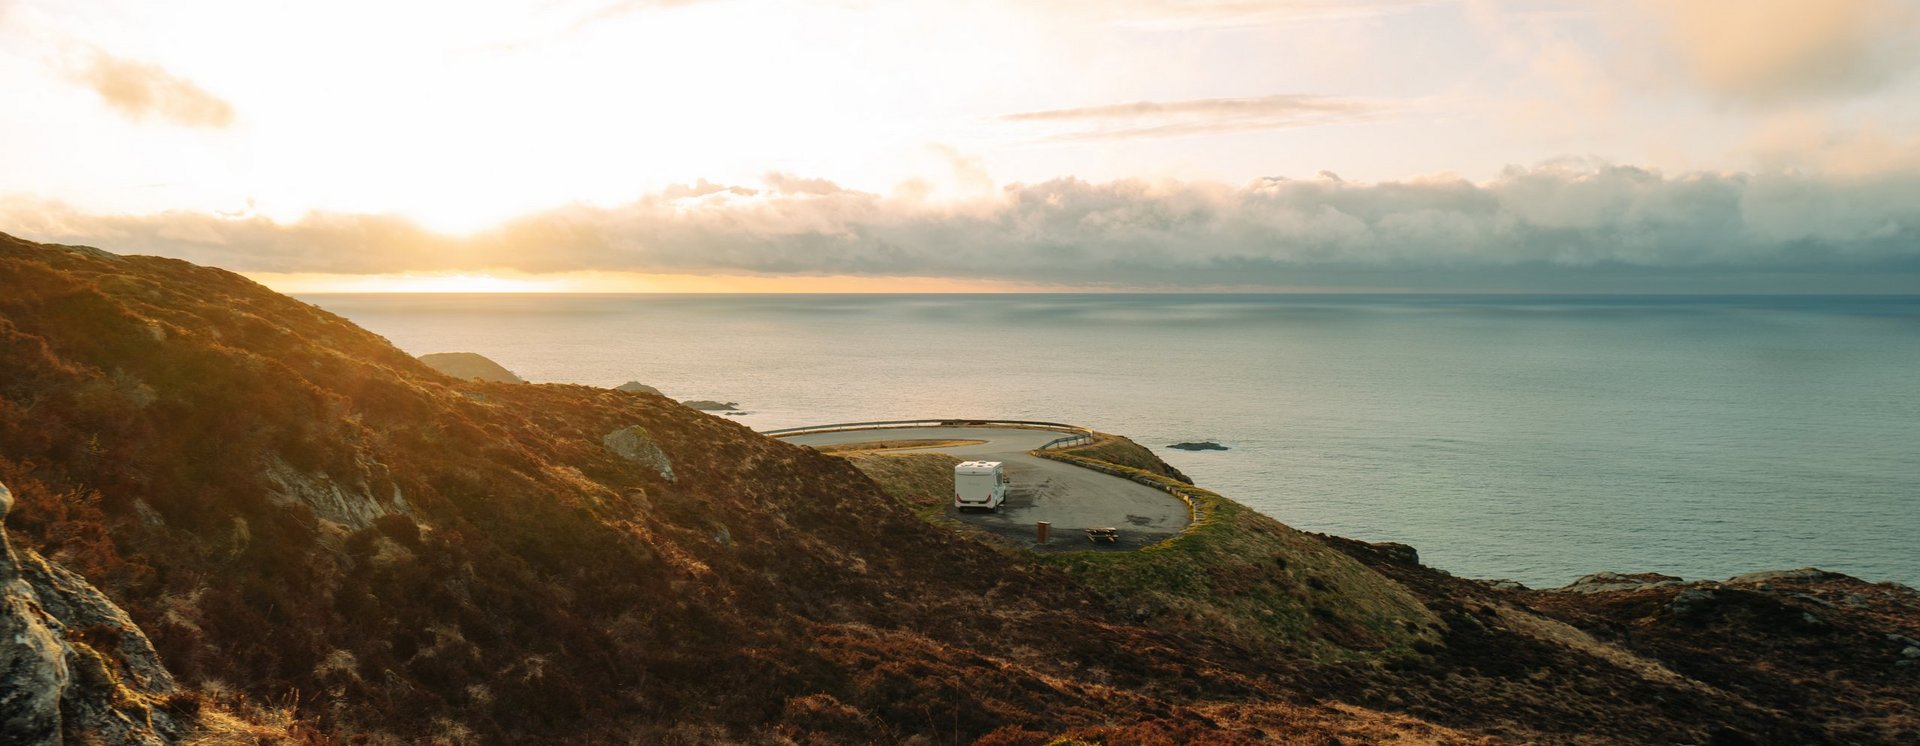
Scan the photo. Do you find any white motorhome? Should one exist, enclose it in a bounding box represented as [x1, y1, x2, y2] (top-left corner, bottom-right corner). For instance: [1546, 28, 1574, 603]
[953, 460, 1008, 511]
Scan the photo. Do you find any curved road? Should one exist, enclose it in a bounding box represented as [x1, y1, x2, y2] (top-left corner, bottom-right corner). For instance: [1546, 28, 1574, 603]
[777, 426, 1190, 550]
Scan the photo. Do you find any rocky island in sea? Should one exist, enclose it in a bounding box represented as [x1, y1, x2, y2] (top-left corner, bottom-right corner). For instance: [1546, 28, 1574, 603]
[416, 352, 525, 383]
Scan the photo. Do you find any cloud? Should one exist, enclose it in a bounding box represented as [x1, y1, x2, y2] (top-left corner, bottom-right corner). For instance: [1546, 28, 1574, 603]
[74, 51, 235, 128]
[660, 179, 759, 200]
[999, 94, 1393, 141]
[1638, 0, 1920, 104]
[1745, 114, 1920, 177]
[568, 0, 722, 30]
[8, 161, 1920, 291]
[1003, 95, 1370, 122]
[1043, 0, 1439, 29]
[762, 172, 845, 196]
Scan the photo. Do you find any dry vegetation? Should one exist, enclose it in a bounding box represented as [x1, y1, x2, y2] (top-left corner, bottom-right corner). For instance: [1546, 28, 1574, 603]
[3, 231, 1915, 744]
[812, 438, 986, 454]
[838, 452, 960, 512]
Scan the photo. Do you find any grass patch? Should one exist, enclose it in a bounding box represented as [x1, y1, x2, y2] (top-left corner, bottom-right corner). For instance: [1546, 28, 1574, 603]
[1050, 433, 1192, 484]
[840, 452, 961, 521]
[1031, 450, 1441, 659]
[841, 433, 1442, 659]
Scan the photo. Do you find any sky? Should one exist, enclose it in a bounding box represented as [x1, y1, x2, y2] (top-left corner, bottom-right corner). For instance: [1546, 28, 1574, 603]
[2, 0, 1919, 292]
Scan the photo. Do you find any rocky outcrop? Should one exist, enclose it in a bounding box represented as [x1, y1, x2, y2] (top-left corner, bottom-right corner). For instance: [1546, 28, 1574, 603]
[1167, 441, 1228, 451]
[1556, 571, 1688, 594]
[615, 382, 662, 396]
[1, 480, 182, 745]
[680, 400, 739, 411]
[262, 456, 407, 529]
[602, 426, 675, 482]
[1726, 567, 1838, 585]
[1368, 541, 1420, 566]
[417, 352, 525, 383]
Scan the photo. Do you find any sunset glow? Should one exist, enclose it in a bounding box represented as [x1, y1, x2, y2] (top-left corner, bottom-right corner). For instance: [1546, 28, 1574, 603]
[249, 270, 1065, 294]
[2, 3, 1917, 742]
[3, 0, 1918, 292]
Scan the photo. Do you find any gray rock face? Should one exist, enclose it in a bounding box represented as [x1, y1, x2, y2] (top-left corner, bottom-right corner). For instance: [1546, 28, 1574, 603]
[1666, 587, 1717, 615]
[615, 382, 662, 396]
[417, 352, 526, 383]
[262, 456, 403, 529]
[1370, 541, 1420, 566]
[603, 426, 675, 482]
[1, 578, 67, 744]
[1556, 571, 1689, 594]
[0, 479, 182, 745]
[1726, 568, 1834, 585]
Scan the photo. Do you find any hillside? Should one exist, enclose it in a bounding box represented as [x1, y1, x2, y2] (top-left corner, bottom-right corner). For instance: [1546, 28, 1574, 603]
[2, 231, 1916, 744]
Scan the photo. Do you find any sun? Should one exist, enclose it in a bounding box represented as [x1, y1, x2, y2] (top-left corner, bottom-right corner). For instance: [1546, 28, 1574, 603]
[403, 202, 515, 237]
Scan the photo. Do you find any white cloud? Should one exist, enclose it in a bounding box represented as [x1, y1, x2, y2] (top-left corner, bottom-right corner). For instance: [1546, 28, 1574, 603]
[1639, 0, 1920, 105]
[999, 94, 1395, 141]
[8, 160, 1919, 291]
[71, 50, 235, 128]
[1041, 0, 1440, 29]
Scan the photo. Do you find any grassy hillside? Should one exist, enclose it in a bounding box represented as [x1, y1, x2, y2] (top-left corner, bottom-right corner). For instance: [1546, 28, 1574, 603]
[1051, 432, 1192, 483]
[846, 448, 1440, 658]
[838, 413, 1920, 743]
[840, 451, 961, 516]
[5, 231, 1915, 744]
[0, 233, 1402, 741]
[1029, 452, 1440, 658]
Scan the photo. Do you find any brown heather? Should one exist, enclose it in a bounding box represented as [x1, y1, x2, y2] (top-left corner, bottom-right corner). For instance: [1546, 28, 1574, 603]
[1, 232, 1916, 744]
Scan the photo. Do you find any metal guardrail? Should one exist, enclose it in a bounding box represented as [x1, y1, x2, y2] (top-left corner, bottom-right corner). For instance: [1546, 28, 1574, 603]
[762, 419, 1095, 447]
[1036, 431, 1095, 450]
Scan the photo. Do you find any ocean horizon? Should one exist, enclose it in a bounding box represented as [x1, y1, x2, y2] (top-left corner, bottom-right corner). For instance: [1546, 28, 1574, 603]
[306, 292, 1920, 589]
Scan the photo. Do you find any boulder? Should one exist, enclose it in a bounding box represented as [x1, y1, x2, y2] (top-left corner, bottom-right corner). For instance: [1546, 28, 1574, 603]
[417, 352, 525, 383]
[0, 479, 182, 744]
[1666, 588, 1717, 615]
[615, 381, 663, 396]
[1557, 571, 1687, 594]
[604, 426, 676, 482]
[1370, 541, 1421, 566]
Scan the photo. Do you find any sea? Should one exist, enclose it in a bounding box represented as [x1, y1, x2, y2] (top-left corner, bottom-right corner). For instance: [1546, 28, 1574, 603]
[303, 293, 1920, 589]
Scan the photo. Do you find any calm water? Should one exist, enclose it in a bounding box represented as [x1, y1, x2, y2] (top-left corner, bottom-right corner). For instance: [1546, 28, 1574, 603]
[304, 294, 1920, 588]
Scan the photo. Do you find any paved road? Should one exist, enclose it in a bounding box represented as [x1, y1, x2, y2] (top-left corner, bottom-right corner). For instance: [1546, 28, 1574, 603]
[777, 426, 1191, 550]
